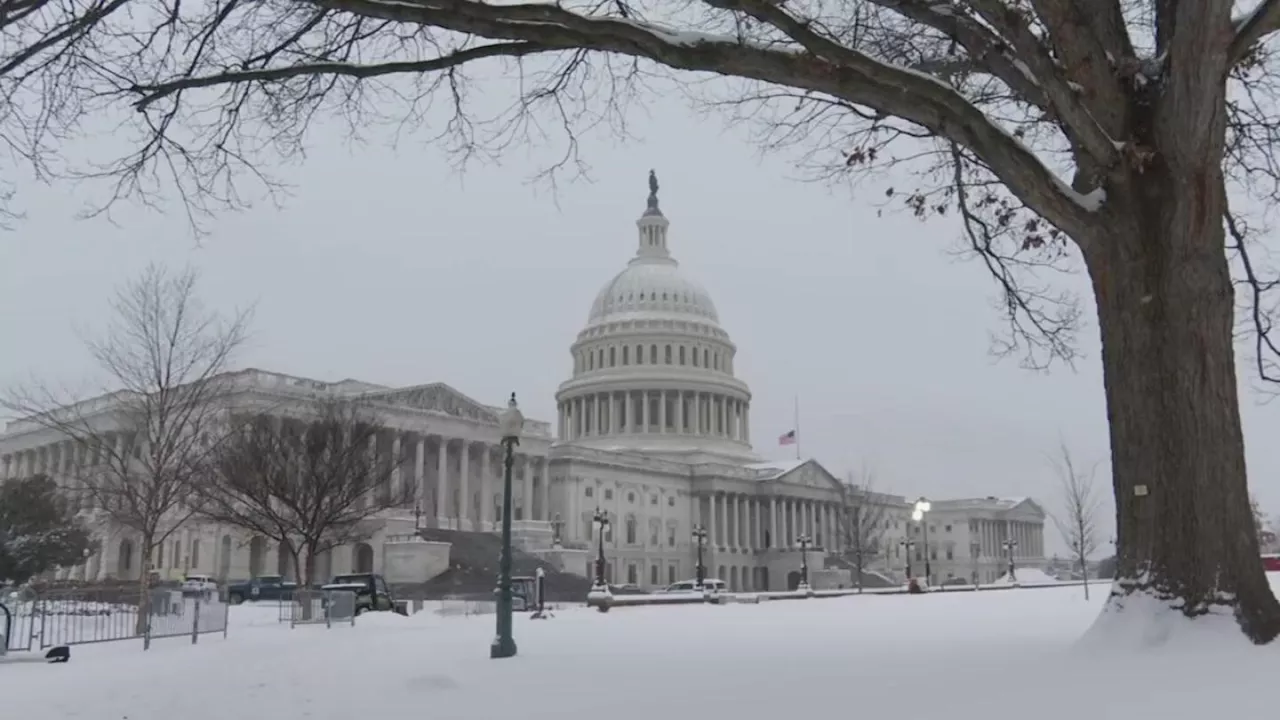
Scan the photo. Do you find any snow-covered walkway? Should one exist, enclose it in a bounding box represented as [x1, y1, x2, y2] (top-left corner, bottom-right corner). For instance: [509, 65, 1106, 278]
[2, 582, 1278, 720]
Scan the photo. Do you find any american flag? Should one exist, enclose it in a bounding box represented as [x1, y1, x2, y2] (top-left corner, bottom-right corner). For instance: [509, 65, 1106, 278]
[778, 430, 797, 446]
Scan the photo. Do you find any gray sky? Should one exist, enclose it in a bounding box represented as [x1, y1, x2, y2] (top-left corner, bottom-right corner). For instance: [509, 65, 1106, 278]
[3, 100, 1279, 556]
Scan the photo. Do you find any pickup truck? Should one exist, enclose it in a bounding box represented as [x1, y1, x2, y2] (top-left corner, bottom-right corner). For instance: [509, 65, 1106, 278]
[320, 573, 407, 616]
[226, 575, 300, 605]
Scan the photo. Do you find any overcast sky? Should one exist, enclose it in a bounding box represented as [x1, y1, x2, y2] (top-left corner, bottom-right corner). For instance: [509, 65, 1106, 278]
[3, 93, 1279, 557]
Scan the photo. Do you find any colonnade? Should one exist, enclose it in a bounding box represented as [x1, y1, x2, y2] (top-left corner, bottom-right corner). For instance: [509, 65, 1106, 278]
[974, 518, 1042, 559]
[702, 491, 843, 552]
[559, 389, 749, 443]
[0, 422, 552, 529]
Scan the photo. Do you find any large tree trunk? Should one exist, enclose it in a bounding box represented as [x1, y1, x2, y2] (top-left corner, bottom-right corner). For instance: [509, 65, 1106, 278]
[1084, 162, 1280, 643]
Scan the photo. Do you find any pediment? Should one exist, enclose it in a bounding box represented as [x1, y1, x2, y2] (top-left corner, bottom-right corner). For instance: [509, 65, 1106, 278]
[370, 383, 498, 423]
[774, 460, 843, 492]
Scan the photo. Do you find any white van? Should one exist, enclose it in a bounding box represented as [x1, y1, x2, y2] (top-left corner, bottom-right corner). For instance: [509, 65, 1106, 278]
[662, 578, 727, 594]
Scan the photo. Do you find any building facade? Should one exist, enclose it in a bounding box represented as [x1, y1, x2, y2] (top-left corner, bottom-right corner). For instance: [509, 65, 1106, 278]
[0, 370, 558, 583]
[546, 173, 851, 592]
[900, 497, 1048, 585]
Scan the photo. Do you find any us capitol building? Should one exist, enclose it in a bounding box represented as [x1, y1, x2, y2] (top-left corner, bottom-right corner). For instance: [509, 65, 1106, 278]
[0, 174, 1048, 592]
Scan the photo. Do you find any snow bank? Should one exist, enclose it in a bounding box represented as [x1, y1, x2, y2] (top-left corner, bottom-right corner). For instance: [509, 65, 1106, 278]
[991, 568, 1058, 585]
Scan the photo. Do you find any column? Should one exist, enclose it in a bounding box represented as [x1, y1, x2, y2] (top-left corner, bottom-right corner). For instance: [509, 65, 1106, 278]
[414, 436, 426, 506]
[593, 394, 601, 435]
[724, 495, 734, 548]
[537, 461, 550, 521]
[769, 496, 778, 549]
[641, 391, 650, 432]
[522, 456, 534, 521]
[739, 496, 748, 547]
[659, 390, 667, 433]
[436, 438, 449, 523]
[390, 433, 402, 502]
[458, 442, 470, 528]
[480, 444, 492, 528]
[752, 499, 761, 550]
[709, 494, 719, 547]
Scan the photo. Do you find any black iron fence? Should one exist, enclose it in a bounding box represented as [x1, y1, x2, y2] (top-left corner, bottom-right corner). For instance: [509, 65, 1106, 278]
[1, 584, 229, 654]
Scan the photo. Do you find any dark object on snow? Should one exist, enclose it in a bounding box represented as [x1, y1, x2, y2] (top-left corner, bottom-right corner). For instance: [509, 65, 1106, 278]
[907, 578, 925, 594]
[45, 646, 70, 663]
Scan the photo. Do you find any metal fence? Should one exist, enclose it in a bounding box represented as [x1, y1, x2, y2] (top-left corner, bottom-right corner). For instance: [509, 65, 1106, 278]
[1, 585, 229, 654]
[277, 589, 357, 629]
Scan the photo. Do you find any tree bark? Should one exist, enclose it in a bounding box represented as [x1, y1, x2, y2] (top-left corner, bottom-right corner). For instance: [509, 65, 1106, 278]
[1086, 169, 1280, 643]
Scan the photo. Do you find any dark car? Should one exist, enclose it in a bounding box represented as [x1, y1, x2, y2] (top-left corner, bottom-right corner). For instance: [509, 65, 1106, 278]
[321, 573, 408, 616]
[226, 575, 299, 605]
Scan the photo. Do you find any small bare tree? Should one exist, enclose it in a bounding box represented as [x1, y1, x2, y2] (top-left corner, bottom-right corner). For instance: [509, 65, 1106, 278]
[199, 398, 412, 589]
[3, 264, 249, 629]
[840, 464, 890, 593]
[1050, 443, 1102, 600]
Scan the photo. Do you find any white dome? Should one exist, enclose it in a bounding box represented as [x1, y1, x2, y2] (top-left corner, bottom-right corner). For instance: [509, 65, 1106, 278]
[587, 259, 720, 324]
[553, 172, 757, 463]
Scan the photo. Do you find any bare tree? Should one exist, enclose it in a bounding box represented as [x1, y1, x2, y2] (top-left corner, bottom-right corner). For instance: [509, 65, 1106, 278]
[198, 398, 412, 588]
[1050, 444, 1102, 600]
[840, 464, 890, 593]
[13, 1, 1280, 640]
[3, 264, 249, 629]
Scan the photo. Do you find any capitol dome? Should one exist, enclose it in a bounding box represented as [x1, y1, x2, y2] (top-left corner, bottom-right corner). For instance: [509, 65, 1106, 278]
[554, 172, 757, 462]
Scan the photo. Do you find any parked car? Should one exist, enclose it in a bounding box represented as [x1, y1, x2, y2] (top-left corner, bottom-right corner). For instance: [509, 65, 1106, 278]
[320, 573, 408, 616]
[180, 575, 218, 598]
[226, 575, 299, 605]
[661, 579, 727, 594]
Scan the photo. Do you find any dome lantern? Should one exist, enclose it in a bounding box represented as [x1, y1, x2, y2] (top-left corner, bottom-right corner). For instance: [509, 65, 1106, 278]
[634, 169, 671, 262]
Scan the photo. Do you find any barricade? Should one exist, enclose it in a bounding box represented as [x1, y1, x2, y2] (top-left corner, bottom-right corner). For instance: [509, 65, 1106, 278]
[278, 589, 357, 628]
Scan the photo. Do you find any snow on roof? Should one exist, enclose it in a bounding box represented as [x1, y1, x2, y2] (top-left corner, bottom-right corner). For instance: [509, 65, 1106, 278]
[931, 496, 1035, 512]
[743, 459, 807, 480]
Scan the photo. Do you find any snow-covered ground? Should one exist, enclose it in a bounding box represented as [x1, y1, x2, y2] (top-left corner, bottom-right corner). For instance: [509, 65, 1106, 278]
[3, 579, 1279, 719]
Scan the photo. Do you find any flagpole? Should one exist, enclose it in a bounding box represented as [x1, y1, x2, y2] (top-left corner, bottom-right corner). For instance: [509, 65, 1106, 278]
[793, 395, 801, 460]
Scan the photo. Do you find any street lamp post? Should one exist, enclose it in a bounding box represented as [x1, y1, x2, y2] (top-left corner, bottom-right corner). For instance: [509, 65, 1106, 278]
[899, 538, 916, 582]
[490, 393, 523, 660]
[911, 497, 932, 586]
[691, 525, 708, 589]
[1003, 537, 1019, 583]
[796, 533, 812, 591]
[591, 508, 611, 590]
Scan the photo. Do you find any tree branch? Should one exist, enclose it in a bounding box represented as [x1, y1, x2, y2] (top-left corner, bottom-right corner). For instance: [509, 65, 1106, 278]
[1231, 0, 1280, 68]
[129, 40, 557, 111]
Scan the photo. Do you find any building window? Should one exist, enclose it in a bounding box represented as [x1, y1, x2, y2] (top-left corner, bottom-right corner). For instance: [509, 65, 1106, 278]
[679, 346, 686, 364]
[627, 492, 635, 503]
[930, 548, 938, 560]
[651, 494, 658, 505]
[628, 564, 638, 584]
[636, 345, 644, 364]
[703, 349, 709, 367]
[650, 523, 659, 546]
[623, 346, 630, 365]
[946, 546, 954, 560]
[604, 489, 613, 500]
[692, 348, 699, 367]
[668, 565, 677, 584]
[650, 345, 658, 364]
[668, 496, 675, 507]
[626, 516, 637, 544]
[665, 345, 672, 364]
[945, 524, 952, 533]
[650, 565, 659, 586]
[667, 525, 676, 546]
[191, 539, 201, 569]
[585, 486, 593, 498]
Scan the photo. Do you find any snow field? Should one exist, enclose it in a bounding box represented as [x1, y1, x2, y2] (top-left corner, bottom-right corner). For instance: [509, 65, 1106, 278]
[1, 580, 1278, 720]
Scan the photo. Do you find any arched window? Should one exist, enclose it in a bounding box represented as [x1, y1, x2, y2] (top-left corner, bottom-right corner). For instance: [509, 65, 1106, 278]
[665, 345, 672, 364]
[623, 346, 630, 365]
[703, 348, 710, 367]
[626, 516, 638, 544]
[692, 347, 699, 367]
[636, 345, 645, 364]
[610, 347, 617, 366]
[598, 349, 604, 368]
[588, 352, 594, 371]
[678, 346, 686, 365]
[713, 352, 719, 370]
[650, 345, 658, 364]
